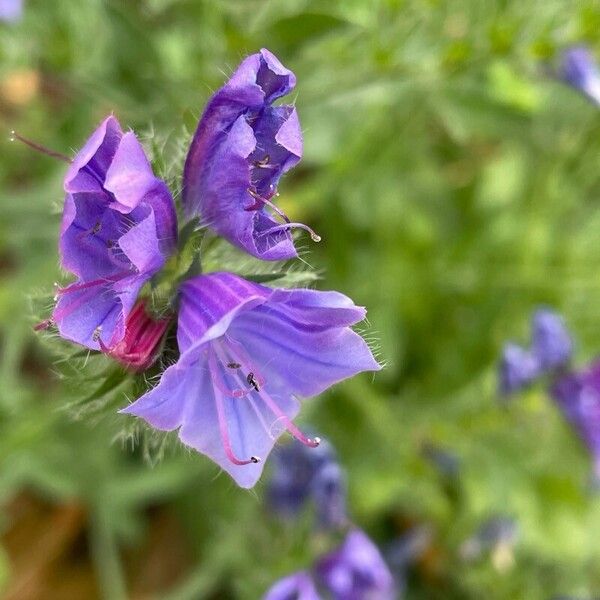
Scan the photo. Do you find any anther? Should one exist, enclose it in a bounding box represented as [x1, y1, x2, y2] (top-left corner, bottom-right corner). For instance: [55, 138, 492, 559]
[250, 456, 261, 463]
[92, 326, 102, 342]
[10, 130, 72, 164]
[253, 155, 273, 168]
[227, 362, 241, 369]
[92, 221, 101, 234]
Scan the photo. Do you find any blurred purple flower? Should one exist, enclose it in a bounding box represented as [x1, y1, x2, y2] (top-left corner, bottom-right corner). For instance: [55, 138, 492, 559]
[52, 116, 177, 350]
[121, 272, 380, 488]
[183, 48, 320, 261]
[460, 516, 518, 561]
[263, 571, 321, 600]
[551, 360, 600, 481]
[268, 437, 348, 530]
[531, 309, 573, 371]
[498, 343, 540, 396]
[498, 308, 573, 396]
[316, 529, 396, 600]
[559, 47, 600, 106]
[0, 0, 22, 23]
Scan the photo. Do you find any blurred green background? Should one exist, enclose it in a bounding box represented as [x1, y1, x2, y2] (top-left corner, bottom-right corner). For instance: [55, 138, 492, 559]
[1, 0, 600, 598]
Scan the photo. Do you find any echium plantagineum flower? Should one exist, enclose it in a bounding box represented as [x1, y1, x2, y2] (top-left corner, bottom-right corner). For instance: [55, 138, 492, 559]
[558, 46, 600, 106]
[183, 48, 320, 261]
[52, 115, 177, 350]
[263, 530, 395, 600]
[551, 361, 600, 483]
[121, 272, 380, 488]
[268, 437, 348, 530]
[498, 308, 573, 396]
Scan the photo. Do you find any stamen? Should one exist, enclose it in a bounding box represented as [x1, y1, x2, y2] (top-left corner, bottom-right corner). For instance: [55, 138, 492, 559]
[256, 222, 321, 243]
[92, 326, 102, 342]
[227, 362, 241, 369]
[223, 337, 320, 448]
[246, 188, 290, 223]
[208, 351, 261, 466]
[10, 130, 72, 164]
[247, 372, 260, 392]
[253, 155, 275, 169]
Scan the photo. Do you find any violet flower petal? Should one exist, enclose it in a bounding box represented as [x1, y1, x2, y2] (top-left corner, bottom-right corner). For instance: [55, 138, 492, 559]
[316, 529, 396, 600]
[121, 272, 380, 488]
[53, 115, 176, 350]
[183, 49, 306, 260]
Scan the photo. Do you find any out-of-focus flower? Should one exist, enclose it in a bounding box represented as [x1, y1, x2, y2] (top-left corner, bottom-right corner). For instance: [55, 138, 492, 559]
[0, 0, 22, 23]
[52, 115, 177, 350]
[268, 437, 348, 529]
[386, 526, 433, 596]
[263, 571, 321, 600]
[558, 46, 600, 106]
[551, 360, 600, 482]
[98, 301, 171, 371]
[183, 48, 320, 261]
[121, 272, 380, 488]
[531, 309, 573, 371]
[498, 343, 540, 396]
[316, 529, 396, 600]
[421, 442, 460, 478]
[498, 308, 573, 396]
[460, 516, 518, 572]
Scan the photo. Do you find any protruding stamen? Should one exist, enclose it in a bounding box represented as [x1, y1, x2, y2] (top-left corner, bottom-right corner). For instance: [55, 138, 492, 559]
[92, 326, 102, 342]
[246, 188, 290, 223]
[208, 351, 260, 466]
[10, 130, 72, 164]
[256, 222, 321, 243]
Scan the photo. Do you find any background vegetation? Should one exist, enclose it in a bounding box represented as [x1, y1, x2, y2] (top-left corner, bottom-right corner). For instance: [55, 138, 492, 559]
[1, 0, 600, 598]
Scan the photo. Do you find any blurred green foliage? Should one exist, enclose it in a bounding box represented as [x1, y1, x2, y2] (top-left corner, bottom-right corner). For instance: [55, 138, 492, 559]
[1, 0, 600, 598]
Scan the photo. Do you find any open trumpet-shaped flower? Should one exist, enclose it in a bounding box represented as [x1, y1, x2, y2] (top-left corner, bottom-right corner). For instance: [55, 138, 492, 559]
[121, 272, 380, 488]
[183, 48, 319, 261]
[53, 115, 177, 350]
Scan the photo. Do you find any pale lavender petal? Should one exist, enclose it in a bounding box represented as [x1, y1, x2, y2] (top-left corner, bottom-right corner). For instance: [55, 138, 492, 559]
[531, 309, 573, 370]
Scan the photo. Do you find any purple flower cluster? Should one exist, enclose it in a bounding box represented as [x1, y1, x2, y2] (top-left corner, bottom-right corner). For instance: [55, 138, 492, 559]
[264, 529, 396, 600]
[39, 50, 380, 488]
[498, 308, 600, 483]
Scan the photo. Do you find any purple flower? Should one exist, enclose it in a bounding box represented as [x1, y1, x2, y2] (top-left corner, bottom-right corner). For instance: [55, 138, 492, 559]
[52, 116, 177, 350]
[263, 571, 321, 600]
[559, 47, 600, 106]
[183, 48, 320, 261]
[316, 529, 396, 600]
[498, 343, 540, 396]
[531, 309, 573, 371]
[551, 360, 600, 480]
[121, 272, 380, 488]
[0, 0, 22, 23]
[268, 438, 348, 529]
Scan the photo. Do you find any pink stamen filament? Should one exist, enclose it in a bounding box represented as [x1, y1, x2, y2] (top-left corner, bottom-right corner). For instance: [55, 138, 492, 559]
[208, 350, 260, 465]
[245, 189, 290, 223]
[224, 337, 320, 448]
[10, 131, 72, 164]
